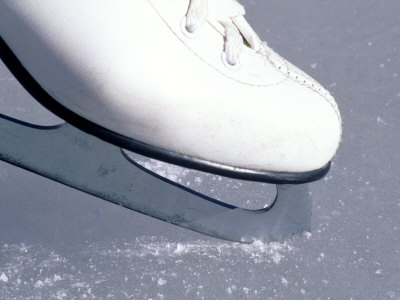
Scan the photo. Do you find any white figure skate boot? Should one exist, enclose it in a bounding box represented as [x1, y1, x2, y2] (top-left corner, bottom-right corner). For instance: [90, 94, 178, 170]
[0, 0, 341, 182]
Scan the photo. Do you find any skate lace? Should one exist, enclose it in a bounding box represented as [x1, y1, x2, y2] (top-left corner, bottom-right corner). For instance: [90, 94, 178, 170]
[185, 0, 337, 107]
[185, 0, 260, 66]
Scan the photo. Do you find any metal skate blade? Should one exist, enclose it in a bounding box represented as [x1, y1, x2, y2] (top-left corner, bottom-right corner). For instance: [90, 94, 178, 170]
[0, 114, 311, 243]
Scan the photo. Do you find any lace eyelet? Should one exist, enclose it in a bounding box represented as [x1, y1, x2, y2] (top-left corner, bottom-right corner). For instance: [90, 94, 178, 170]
[180, 16, 201, 38]
[221, 51, 240, 71]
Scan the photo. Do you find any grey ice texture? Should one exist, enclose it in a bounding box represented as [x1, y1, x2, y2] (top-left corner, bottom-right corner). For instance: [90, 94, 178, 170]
[1, 0, 400, 299]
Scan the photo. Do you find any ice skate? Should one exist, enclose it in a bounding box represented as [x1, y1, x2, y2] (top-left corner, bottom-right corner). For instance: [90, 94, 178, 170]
[0, 0, 341, 242]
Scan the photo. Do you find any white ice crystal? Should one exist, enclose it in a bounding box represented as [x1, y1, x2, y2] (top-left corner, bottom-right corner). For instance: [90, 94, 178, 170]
[271, 252, 282, 264]
[281, 277, 288, 286]
[157, 278, 167, 286]
[0, 272, 8, 282]
[34, 280, 44, 288]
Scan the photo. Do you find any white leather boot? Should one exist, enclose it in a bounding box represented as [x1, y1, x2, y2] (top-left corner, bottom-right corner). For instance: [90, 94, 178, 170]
[0, 0, 341, 180]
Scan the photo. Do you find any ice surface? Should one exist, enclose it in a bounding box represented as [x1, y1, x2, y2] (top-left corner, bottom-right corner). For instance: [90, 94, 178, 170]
[0, 240, 295, 299]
